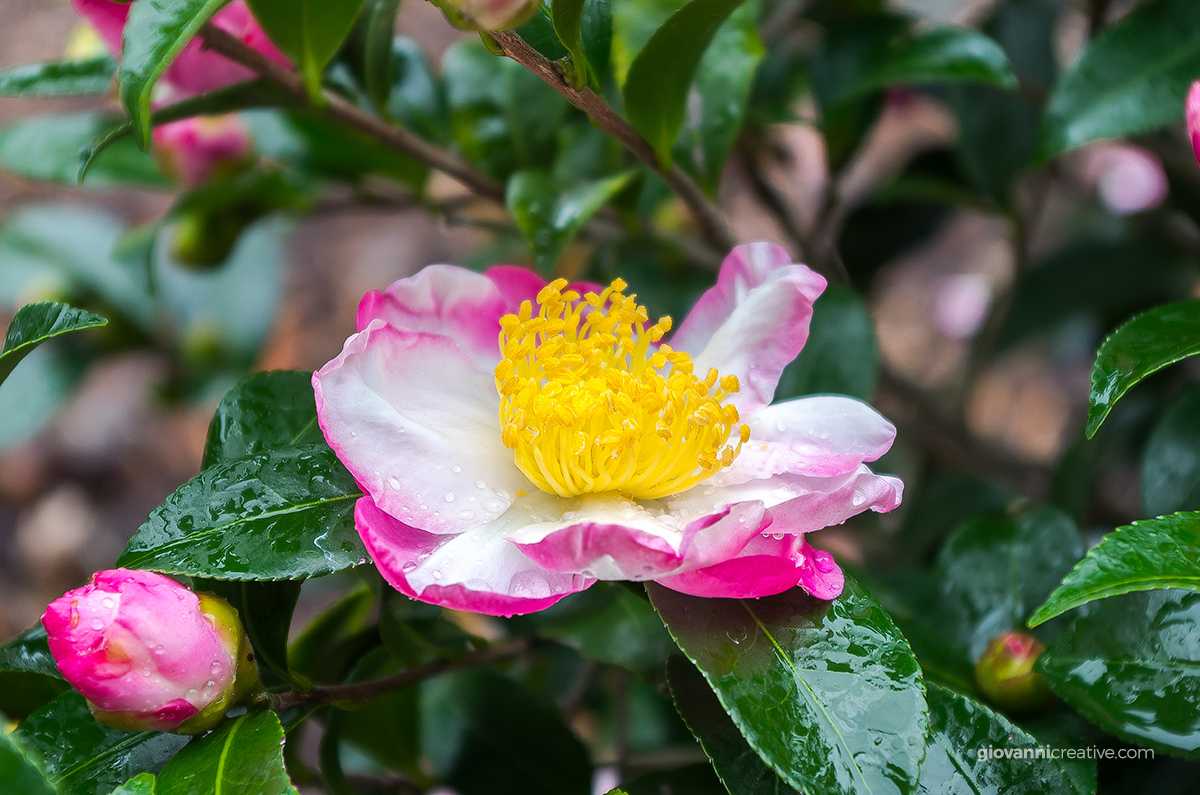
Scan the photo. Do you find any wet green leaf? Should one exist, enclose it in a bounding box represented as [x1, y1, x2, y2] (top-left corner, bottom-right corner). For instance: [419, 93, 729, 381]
[0, 302, 107, 387]
[917, 684, 1091, 794]
[775, 286, 879, 401]
[506, 169, 634, 273]
[1029, 513, 1200, 627]
[844, 27, 1017, 98]
[623, 0, 750, 166]
[1039, 0, 1200, 158]
[0, 625, 69, 720]
[648, 579, 928, 795]
[666, 655, 800, 795]
[156, 711, 298, 795]
[0, 57, 116, 98]
[108, 773, 157, 795]
[117, 444, 366, 580]
[1088, 300, 1200, 437]
[16, 692, 188, 795]
[1143, 385, 1200, 516]
[1038, 589, 1200, 758]
[202, 370, 323, 469]
[119, 0, 232, 145]
[934, 507, 1084, 659]
[0, 728, 56, 795]
[245, 0, 368, 101]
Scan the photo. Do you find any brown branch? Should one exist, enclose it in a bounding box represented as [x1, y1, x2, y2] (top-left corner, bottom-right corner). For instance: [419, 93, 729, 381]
[271, 637, 535, 711]
[197, 24, 505, 202]
[488, 29, 737, 253]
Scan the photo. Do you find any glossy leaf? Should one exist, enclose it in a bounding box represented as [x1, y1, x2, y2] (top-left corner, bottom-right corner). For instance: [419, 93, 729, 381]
[934, 507, 1084, 659]
[1038, 589, 1200, 758]
[244, 0, 368, 101]
[202, 370, 322, 469]
[0, 57, 116, 98]
[623, 0, 750, 166]
[581, 0, 612, 87]
[349, 0, 403, 110]
[507, 169, 634, 273]
[551, 0, 589, 89]
[156, 711, 298, 795]
[917, 684, 1090, 794]
[0, 625, 61, 681]
[648, 579, 928, 795]
[1028, 512, 1200, 627]
[16, 692, 188, 795]
[0, 729, 56, 795]
[0, 112, 165, 188]
[1040, 0, 1200, 158]
[0, 302, 107, 387]
[844, 27, 1017, 98]
[0, 625, 69, 720]
[1143, 385, 1200, 516]
[775, 285, 879, 401]
[530, 583, 674, 675]
[1088, 300, 1200, 437]
[620, 765, 727, 795]
[109, 774, 157, 795]
[666, 655, 800, 795]
[119, 0, 233, 145]
[117, 444, 366, 580]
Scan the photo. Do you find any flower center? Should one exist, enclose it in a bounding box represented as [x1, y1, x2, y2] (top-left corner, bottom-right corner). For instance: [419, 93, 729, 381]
[495, 278, 749, 500]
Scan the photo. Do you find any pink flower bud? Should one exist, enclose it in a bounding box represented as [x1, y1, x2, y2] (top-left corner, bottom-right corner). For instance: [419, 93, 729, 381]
[974, 631, 1054, 715]
[434, 0, 543, 31]
[1188, 80, 1200, 170]
[41, 569, 259, 734]
[153, 115, 254, 187]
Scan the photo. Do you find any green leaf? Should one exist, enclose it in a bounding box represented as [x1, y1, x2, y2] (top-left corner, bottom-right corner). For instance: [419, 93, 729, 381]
[0, 57, 116, 98]
[934, 507, 1085, 659]
[336, 647, 422, 780]
[529, 583, 674, 675]
[1143, 385, 1200, 516]
[551, 0, 590, 89]
[288, 584, 375, 683]
[647, 579, 928, 795]
[1087, 300, 1200, 438]
[0, 625, 62, 681]
[422, 669, 593, 795]
[16, 692, 189, 795]
[202, 370, 323, 469]
[666, 655, 800, 795]
[845, 27, 1017, 98]
[619, 766, 727, 795]
[775, 286, 879, 401]
[119, 0, 234, 146]
[1038, 589, 1200, 758]
[0, 302, 107, 387]
[580, 0, 613, 87]
[1039, 0, 1200, 158]
[0, 112, 166, 188]
[623, 0, 750, 167]
[506, 169, 635, 273]
[348, 0, 403, 110]
[0, 728, 56, 795]
[117, 444, 366, 580]
[0, 625, 70, 720]
[385, 38, 450, 142]
[156, 711, 298, 795]
[244, 0, 368, 101]
[108, 774, 157, 795]
[917, 684, 1090, 794]
[1028, 512, 1200, 627]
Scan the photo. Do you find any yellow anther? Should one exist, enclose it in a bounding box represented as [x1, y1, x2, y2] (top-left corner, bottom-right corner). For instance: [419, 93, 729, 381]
[494, 279, 748, 499]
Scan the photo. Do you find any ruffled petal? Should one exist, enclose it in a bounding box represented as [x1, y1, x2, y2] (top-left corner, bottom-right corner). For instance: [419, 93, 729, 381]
[314, 322, 528, 534]
[655, 534, 844, 600]
[357, 497, 592, 616]
[713, 396, 897, 486]
[508, 495, 769, 580]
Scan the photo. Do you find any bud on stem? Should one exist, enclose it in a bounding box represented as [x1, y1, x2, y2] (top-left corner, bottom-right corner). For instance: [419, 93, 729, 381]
[974, 631, 1054, 715]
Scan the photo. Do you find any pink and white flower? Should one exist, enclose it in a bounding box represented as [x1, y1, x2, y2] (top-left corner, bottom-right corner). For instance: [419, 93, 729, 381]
[1188, 80, 1200, 169]
[314, 244, 903, 616]
[42, 569, 258, 734]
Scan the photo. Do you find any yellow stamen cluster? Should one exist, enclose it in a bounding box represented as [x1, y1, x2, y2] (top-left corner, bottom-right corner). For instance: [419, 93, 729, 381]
[495, 278, 749, 500]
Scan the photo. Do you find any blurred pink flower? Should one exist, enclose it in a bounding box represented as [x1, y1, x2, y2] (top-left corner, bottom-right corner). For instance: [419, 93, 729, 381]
[436, 0, 543, 30]
[153, 114, 254, 187]
[933, 274, 991, 339]
[72, 0, 288, 97]
[1082, 144, 1167, 216]
[42, 569, 257, 734]
[1188, 80, 1200, 168]
[313, 243, 903, 617]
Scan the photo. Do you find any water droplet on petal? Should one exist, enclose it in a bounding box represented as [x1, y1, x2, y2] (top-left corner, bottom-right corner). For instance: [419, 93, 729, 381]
[89, 619, 104, 631]
[402, 562, 417, 573]
[432, 570, 443, 580]
[211, 661, 221, 674]
[452, 464, 462, 473]
[387, 476, 401, 490]
[205, 679, 216, 688]
[101, 597, 114, 609]
[458, 510, 476, 520]
[444, 492, 455, 502]
[419, 504, 428, 511]
[476, 480, 487, 489]
[776, 420, 787, 432]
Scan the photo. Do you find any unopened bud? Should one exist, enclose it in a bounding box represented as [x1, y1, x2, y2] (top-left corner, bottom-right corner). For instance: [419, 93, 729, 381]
[432, 0, 543, 31]
[42, 569, 259, 734]
[169, 206, 255, 269]
[154, 115, 254, 188]
[974, 631, 1054, 715]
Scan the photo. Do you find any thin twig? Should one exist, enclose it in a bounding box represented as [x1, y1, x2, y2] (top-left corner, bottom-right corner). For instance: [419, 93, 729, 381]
[488, 30, 737, 253]
[197, 24, 505, 202]
[271, 638, 535, 711]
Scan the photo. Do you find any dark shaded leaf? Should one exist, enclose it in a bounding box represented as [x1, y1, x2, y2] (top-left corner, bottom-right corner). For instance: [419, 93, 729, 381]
[244, 0, 368, 100]
[619, 765, 726, 795]
[1142, 385, 1200, 516]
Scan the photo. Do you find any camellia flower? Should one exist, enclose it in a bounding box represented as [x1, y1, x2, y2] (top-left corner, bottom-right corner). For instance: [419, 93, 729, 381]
[154, 115, 254, 188]
[1188, 80, 1200, 168]
[314, 244, 903, 616]
[42, 569, 259, 734]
